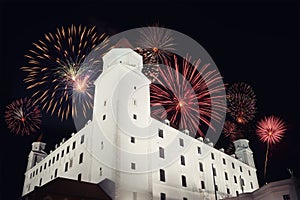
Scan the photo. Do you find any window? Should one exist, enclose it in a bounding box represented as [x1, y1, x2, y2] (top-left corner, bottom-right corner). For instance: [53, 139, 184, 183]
[223, 158, 226, 165]
[133, 114, 137, 120]
[70, 159, 73, 168]
[248, 170, 251, 176]
[240, 166, 243, 172]
[33, 171, 35, 177]
[44, 163, 47, 170]
[197, 146, 201, 154]
[131, 137, 135, 143]
[131, 162, 136, 170]
[234, 176, 237, 183]
[225, 172, 228, 180]
[72, 141, 76, 149]
[103, 114, 106, 120]
[211, 153, 215, 160]
[215, 185, 218, 191]
[179, 138, 184, 147]
[158, 129, 164, 138]
[232, 162, 235, 169]
[212, 167, 217, 176]
[65, 162, 68, 172]
[39, 178, 42, 186]
[101, 141, 104, 150]
[183, 198, 188, 200]
[199, 162, 203, 172]
[81, 135, 84, 144]
[181, 175, 187, 187]
[66, 146, 70, 154]
[52, 156, 55, 164]
[180, 155, 185, 166]
[56, 154, 59, 161]
[79, 153, 84, 164]
[133, 99, 137, 105]
[78, 173, 82, 181]
[40, 166, 42, 172]
[236, 191, 239, 196]
[283, 194, 291, 200]
[100, 167, 102, 176]
[160, 193, 166, 200]
[201, 181, 205, 189]
[30, 173, 32, 179]
[241, 178, 245, 186]
[48, 160, 51, 167]
[160, 169, 165, 182]
[54, 169, 58, 177]
[134, 86, 136, 90]
[36, 168, 38, 175]
[61, 150, 64, 157]
[227, 188, 230, 194]
[250, 182, 253, 189]
[104, 101, 106, 106]
[159, 147, 165, 159]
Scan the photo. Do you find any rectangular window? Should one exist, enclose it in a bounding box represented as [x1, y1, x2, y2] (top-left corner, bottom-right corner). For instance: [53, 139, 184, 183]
[65, 162, 68, 172]
[131, 137, 135, 143]
[160, 169, 165, 182]
[30, 173, 32, 179]
[54, 169, 58, 177]
[33, 171, 35, 177]
[78, 173, 82, 181]
[212, 167, 217, 176]
[201, 181, 205, 189]
[56, 154, 59, 161]
[159, 147, 165, 159]
[70, 159, 73, 168]
[199, 162, 203, 172]
[283, 194, 291, 200]
[39, 178, 42, 186]
[103, 114, 106, 120]
[227, 188, 230, 194]
[241, 178, 245, 186]
[248, 170, 251, 176]
[197, 146, 201, 154]
[48, 160, 51, 167]
[250, 182, 253, 189]
[181, 175, 187, 187]
[215, 185, 218, 191]
[236, 191, 239, 196]
[133, 99, 137, 105]
[160, 193, 166, 200]
[234, 175, 237, 183]
[183, 198, 188, 200]
[36, 169, 38, 175]
[211, 153, 215, 160]
[52, 156, 55, 164]
[158, 129, 164, 138]
[179, 138, 184, 147]
[44, 163, 47, 170]
[79, 153, 84, 164]
[40, 166, 42, 172]
[72, 141, 76, 150]
[81, 135, 85, 144]
[180, 155, 185, 166]
[66, 146, 70, 154]
[131, 162, 136, 170]
[104, 101, 106, 106]
[133, 114, 137, 120]
[223, 158, 226, 165]
[61, 150, 64, 157]
[232, 162, 235, 169]
[240, 166, 243, 172]
[225, 172, 228, 180]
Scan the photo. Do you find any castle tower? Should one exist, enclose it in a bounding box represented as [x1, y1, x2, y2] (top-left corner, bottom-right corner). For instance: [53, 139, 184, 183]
[26, 142, 47, 170]
[234, 139, 255, 168]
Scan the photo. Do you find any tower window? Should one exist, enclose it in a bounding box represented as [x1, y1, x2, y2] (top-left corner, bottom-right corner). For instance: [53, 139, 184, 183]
[199, 162, 203, 172]
[33, 171, 35, 177]
[65, 162, 69, 172]
[160, 169, 166, 182]
[101, 141, 104, 150]
[201, 181, 205, 189]
[78, 173, 82, 181]
[236, 191, 239, 196]
[100, 167, 102, 176]
[160, 193, 166, 200]
[179, 138, 184, 147]
[133, 114, 137, 120]
[181, 175, 187, 187]
[241, 178, 245, 186]
[225, 172, 228, 180]
[197, 146, 201, 154]
[158, 129, 164, 138]
[131, 162, 136, 170]
[131, 137, 135, 143]
[70, 159, 73, 168]
[223, 158, 226, 165]
[211, 153, 215, 160]
[134, 86, 136, 90]
[36, 168, 38, 175]
[180, 155, 185, 166]
[81, 135, 85, 144]
[79, 153, 84, 164]
[72, 141, 76, 149]
[248, 170, 251, 176]
[159, 147, 165, 158]
[103, 114, 106, 120]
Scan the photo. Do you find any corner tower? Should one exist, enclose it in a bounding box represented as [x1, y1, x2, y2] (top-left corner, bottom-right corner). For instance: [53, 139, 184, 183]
[234, 139, 255, 168]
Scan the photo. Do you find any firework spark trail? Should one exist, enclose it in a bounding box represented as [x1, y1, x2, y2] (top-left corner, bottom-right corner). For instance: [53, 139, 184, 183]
[223, 120, 238, 140]
[150, 55, 226, 137]
[227, 82, 256, 124]
[21, 25, 109, 120]
[256, 115, 287, 179]
[5, 97, 42, 135]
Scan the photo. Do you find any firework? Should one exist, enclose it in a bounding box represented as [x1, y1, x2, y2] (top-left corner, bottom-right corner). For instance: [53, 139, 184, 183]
[150, 55, 226, 137]
[135, 25, 175, 82]
[21, 25, 109, 120]
[256, 115, 287, 179]
[4, 97, 42, 135]
[223, 121, 238, 140]
[227, 82, 256, 124]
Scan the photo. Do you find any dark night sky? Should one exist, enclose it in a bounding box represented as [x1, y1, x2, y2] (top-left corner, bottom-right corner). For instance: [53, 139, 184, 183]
[0, 1, 299, 199]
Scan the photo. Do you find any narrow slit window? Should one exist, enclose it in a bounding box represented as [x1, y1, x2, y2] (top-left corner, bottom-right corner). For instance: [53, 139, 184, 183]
[159, 147, 165, 159]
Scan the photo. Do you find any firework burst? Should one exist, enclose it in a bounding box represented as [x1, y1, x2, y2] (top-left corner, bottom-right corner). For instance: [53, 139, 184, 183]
[135, 25, 175, 82]
[227, 82, 256, 124]
[21, 25, 109, 120]
[150, 55, 226, 137]
[256, 115, 287, 179]
[223, 121, 238, 140]
[5, 97, 42, 135]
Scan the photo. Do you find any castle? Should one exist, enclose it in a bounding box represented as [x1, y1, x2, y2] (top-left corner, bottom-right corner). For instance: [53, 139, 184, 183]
[22, 48, 259, 200]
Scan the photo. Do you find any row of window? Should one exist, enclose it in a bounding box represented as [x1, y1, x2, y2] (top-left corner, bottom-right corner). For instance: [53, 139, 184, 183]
[29, 135, 85, 179]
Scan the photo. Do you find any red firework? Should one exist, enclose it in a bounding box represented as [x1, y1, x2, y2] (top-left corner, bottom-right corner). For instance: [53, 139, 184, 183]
[4, 97, 42, 135]
[150, 55, 226, 137]
[223, 121, 238, 140]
